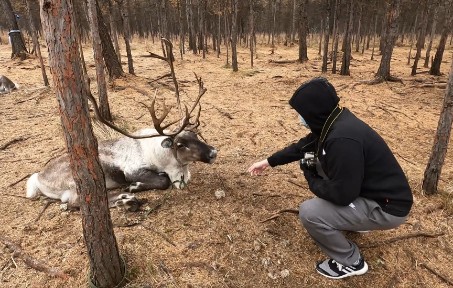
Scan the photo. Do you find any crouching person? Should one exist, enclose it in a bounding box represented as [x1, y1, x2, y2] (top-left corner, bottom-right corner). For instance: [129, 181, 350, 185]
[247, 77, 413, 279]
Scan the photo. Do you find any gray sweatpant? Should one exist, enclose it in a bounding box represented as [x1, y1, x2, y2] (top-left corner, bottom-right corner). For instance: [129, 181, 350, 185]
[299, 197, 407, 266]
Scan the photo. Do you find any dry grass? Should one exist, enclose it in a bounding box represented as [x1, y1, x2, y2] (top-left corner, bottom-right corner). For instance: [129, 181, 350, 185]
[0, 35, 452, 287]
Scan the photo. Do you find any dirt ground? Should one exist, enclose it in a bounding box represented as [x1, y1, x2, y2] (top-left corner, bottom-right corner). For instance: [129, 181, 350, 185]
[1, 35, 452, 288]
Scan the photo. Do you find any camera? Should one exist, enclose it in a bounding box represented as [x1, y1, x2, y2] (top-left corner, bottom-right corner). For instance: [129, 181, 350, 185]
[300, 152, 317, 171]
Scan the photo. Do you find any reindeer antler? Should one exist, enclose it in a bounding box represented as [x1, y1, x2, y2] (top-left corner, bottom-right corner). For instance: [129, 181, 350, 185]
[87, 38, 206, 140]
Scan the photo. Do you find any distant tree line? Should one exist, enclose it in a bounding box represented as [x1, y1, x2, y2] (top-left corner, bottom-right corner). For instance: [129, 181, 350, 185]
[1, 0, 452, 76]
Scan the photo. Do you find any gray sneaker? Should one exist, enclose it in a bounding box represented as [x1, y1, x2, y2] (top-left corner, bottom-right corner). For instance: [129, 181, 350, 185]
[316, 257, 368, 279]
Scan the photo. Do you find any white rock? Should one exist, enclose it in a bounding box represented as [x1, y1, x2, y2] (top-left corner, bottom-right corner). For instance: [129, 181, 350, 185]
[214, 189, 225, 199]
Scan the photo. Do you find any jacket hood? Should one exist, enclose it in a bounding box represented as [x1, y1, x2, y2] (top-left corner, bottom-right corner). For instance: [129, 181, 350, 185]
[289, 77, 340, 135]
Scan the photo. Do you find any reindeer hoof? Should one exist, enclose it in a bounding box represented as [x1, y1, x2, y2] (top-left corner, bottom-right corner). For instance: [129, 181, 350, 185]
[113, 193, 142, 212]
[127, 182, 143, 193]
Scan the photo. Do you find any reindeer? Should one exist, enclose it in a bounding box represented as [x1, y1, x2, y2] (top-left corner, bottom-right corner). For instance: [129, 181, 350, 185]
[0, 76, 18, 94]
[26, 75, 217, 211]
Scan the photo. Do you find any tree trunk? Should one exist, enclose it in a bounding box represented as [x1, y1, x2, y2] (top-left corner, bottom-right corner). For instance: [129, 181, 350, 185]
[97, 0, 124, 80]
[291, 0, 297, 44]
[89, 0, 112, 122]
[340, 0, 353, 76]
[423, 5, 438, 68]
[411, 3, 429, 76]
[217, 13, 221, 57]
[117, 0, 135, 74]
[321, 0, 331, 73]
[39, 1, 125, 287]
[187, 0, 197, 54]
[25, 0, 49, 86]
[225, 10, 230, 66]
[1, 0, 28, 59]
[318, 18, 323, 55]
[107, 0, 121, 63]
[231, 0, 238, 71]
[298, 0, 309, 63]
[407, 12, 418, 65]
[430, 2, 452, 76]
[198, 0, 205, 58]
[355, 2, 363, 53]
[423, 55, 453, 194]
[250, 0, 255, 67]
[331, 0, 340, 73]
[271, 0, 277, 50]
[370, 13, 378, 60]
[178, 0, 185, 59]
[375, 0, 401, 81]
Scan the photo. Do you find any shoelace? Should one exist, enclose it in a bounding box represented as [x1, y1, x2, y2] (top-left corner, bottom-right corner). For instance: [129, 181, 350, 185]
[332, 260, 344, 272]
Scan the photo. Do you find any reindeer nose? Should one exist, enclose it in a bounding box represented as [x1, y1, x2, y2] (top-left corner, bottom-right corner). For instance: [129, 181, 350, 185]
[209, 149, 218, 160]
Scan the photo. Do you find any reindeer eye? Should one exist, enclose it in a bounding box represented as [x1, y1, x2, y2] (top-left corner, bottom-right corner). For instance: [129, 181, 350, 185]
[176, 143, 187, 149]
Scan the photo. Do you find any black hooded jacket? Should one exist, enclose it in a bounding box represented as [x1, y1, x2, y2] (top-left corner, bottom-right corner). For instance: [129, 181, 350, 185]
[267, 78, 413, 217]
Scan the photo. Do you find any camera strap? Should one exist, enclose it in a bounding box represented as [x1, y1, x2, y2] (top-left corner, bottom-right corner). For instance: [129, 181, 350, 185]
[315, 105, 343, 158]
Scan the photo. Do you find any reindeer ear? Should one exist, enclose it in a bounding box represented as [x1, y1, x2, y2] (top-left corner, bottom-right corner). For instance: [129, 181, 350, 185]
[161, 138, 173, 148]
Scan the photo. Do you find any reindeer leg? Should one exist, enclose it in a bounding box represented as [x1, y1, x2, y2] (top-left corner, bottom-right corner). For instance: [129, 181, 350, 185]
[125, 169, 171, 193]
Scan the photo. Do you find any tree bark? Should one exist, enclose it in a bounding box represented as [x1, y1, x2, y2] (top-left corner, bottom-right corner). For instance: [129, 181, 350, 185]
[187, 0, 197, 54]
[1, 0, 28, 59]
[375, 0, 401, 81]
[411, 3, 429, 76]
[117, 0, 135, 74]
[25, 0, 49, 86]
[298, 0, 309, 63]
[97, 0, 124, 80]
[355, 2, 363, 53]
[250, 0, 255, 67]
[423, 55, 453, 194]
[370, 13, 378, 60]
[89, 0, 112, 121]
[424, 5, 438, 68]
[429, 1, 452, 76]
[340, 0, 353, 76]
[321, 0, 331, 73]
[231, 0, 238, 72]
[107, 0, 121, 63]
[291, 0, 297, 44]
[39, 1, 125, 287]
[331, 0, 340, 73]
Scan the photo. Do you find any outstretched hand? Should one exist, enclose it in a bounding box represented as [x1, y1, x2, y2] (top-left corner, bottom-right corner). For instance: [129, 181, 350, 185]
[247, 159, 270, 176]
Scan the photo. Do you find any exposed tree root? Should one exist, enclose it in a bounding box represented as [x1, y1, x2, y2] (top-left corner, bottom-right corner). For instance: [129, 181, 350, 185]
[0, 236, 68, 279]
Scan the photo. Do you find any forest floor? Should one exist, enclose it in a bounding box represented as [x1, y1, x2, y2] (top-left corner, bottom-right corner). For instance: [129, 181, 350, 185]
[0, 35, 452, 288]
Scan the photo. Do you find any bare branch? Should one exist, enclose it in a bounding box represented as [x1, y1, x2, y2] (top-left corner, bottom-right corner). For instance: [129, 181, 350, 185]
[360, 231, 445, 248]
[0, 236, 68, 279]
[0, 136, 29, 150]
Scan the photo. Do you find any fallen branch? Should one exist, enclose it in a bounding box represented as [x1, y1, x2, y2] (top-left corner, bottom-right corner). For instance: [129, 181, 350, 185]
[0, 136, 29, 150]
[35, 200, 59, 222]
[413, 83, 447, 89]
[141, 224, 176, 247]
[268, 59, 298, 64]
[260, 208, 299, 223]
[0, 236, 68, 279]
[15, 87, 49, 104]
[287, 179, 307, 189]
[360, 231, 445, 249]
[420, 263, 453, 286]
[8, 173, 31, 187]
[148, 73, 172, 84]
[395, 152, 419, 166]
